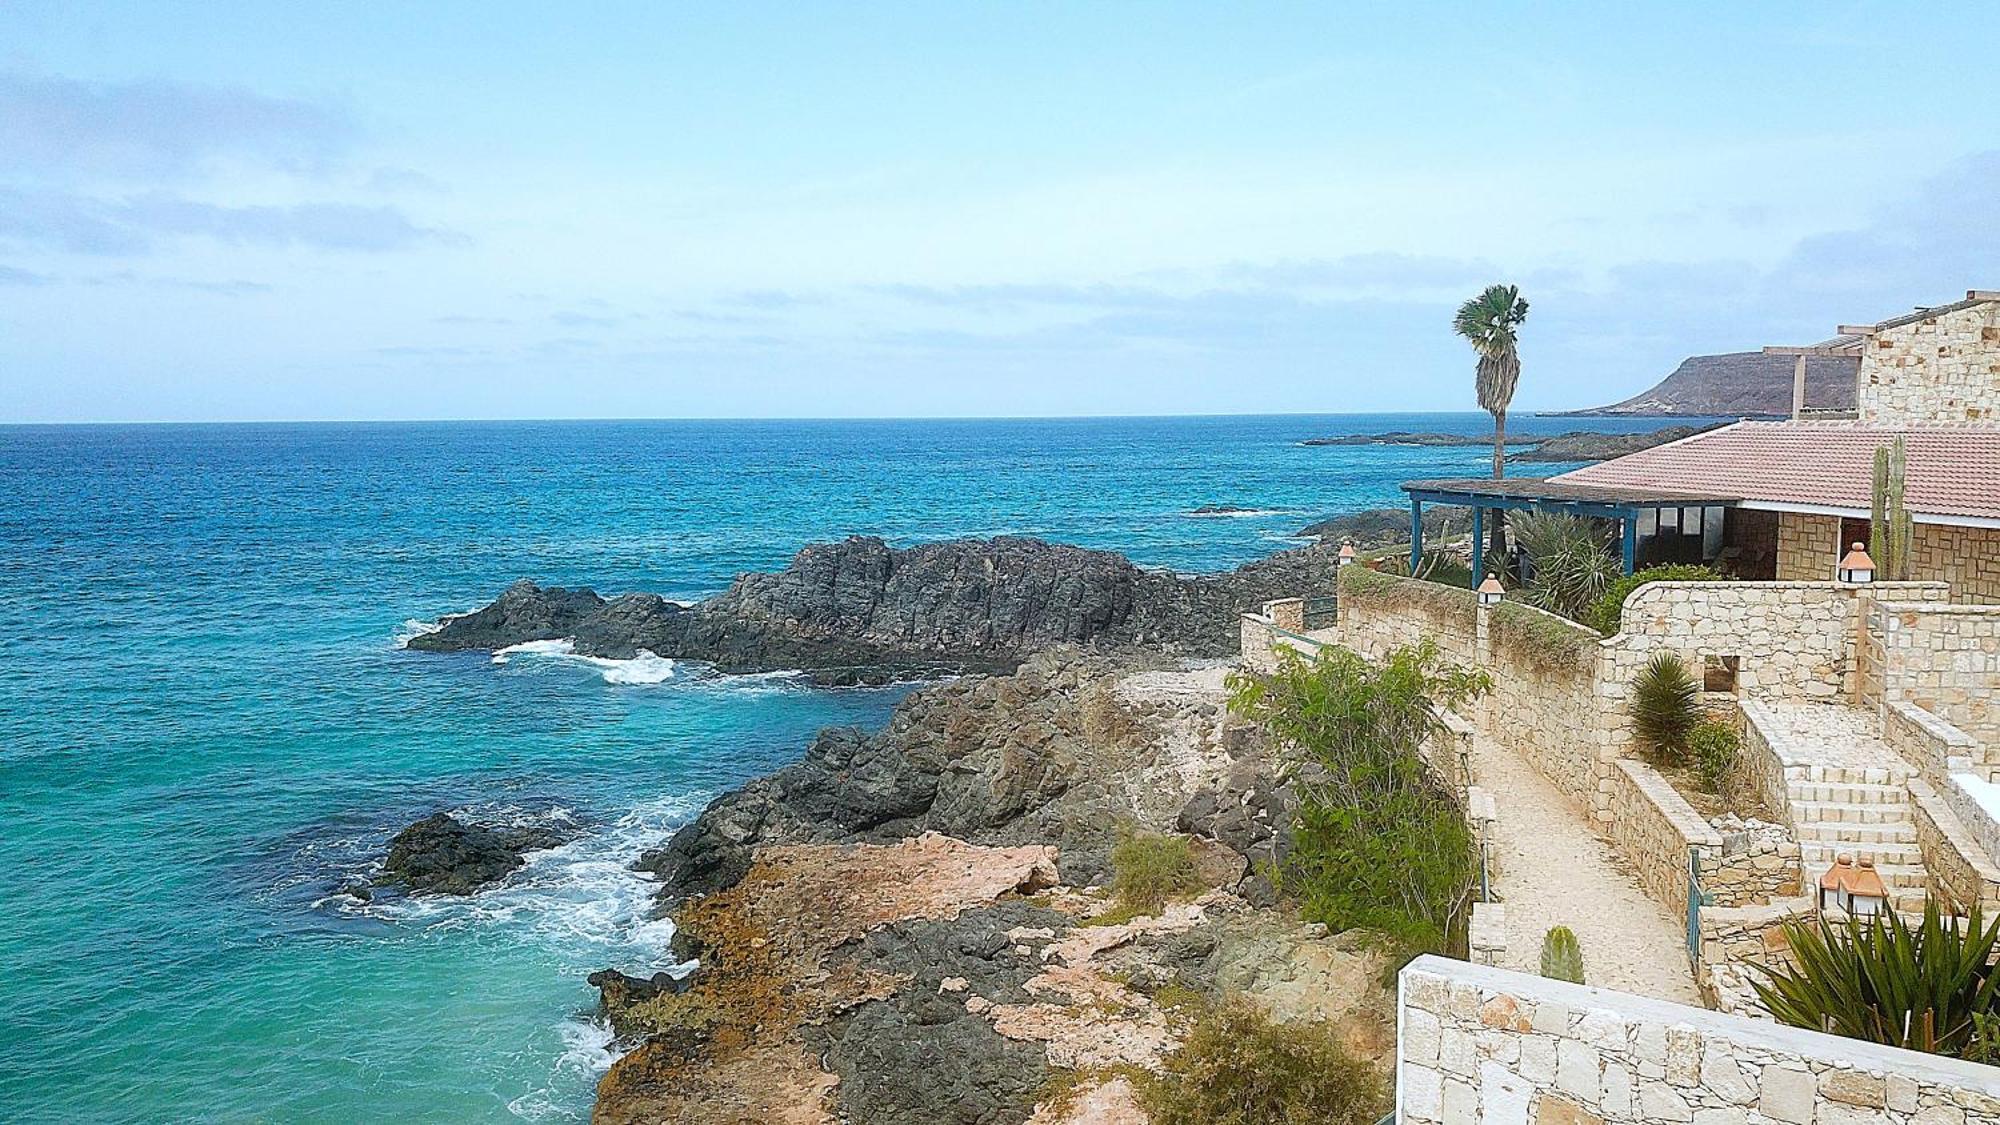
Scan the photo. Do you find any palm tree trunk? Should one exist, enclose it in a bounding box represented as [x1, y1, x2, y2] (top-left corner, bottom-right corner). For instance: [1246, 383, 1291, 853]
[1489, 409, 1509, 568]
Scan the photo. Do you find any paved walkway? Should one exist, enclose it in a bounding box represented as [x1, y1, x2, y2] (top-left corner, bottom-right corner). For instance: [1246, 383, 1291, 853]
[1472, 732, 1705, 1006]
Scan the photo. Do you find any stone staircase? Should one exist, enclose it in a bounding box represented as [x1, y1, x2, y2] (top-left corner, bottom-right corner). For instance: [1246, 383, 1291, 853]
[1743, 700, 1934, 913]
[1784, 763, 1929, 912]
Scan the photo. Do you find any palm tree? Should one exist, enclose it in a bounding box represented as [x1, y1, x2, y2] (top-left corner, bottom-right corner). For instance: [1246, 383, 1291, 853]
[1453, 284, 1530, 564]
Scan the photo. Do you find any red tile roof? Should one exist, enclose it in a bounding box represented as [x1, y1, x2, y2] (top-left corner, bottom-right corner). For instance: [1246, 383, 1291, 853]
[1552, 421, 2000, 523]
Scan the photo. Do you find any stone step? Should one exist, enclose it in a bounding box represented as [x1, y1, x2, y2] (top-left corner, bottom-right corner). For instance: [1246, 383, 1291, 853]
[1790, 800, 1916, 826]
[1796, 821, 1918, 845]
[1786, 780, 1911, 806]
[1789, 764, 1916, 787]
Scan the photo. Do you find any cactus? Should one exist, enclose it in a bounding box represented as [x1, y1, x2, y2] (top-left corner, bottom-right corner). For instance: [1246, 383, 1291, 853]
[1540, 925, 1586, 984]
[1870, 437, 1913, 581]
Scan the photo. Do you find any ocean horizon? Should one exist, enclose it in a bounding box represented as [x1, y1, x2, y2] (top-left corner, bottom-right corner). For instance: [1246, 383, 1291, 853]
[0, 412, 1692, 1121]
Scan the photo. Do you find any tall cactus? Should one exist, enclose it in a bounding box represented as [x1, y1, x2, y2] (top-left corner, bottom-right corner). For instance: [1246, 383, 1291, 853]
[1540, 925, 1586, 984]
[1870, 437, 1913, 581]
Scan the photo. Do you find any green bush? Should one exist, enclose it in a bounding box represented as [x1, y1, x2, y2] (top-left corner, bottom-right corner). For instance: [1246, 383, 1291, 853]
[1754, 901, 2000, 1060]
[1137, 996, 1385, 1125]
[1584, 564, 1725, 635]
[1229, 640, 1488, 956]
[1513, 512, 1621, 622]
[1107, 830, 1203, 917]
[1688, 719, 1741, 794]
[1631, 652, 1700, 764]
[1540, 926, 1585, 984]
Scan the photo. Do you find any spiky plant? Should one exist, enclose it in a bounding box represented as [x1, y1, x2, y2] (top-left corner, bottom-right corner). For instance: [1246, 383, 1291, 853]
[1453, 284, 1530, 561]
[1512, 512, 1620, 622]
[1631, 652, 1699, 763]
[1871, 436, 1914, 581]
[1540, 926, 1585, 984]
[1753, 901, 2000, 1059]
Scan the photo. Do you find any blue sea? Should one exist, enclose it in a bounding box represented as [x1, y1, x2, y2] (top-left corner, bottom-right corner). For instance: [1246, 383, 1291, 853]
[0, 413, 1674, 1122]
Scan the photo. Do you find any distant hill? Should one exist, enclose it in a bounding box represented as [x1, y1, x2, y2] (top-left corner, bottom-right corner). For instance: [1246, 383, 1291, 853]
[1554, 351, 1858, 417]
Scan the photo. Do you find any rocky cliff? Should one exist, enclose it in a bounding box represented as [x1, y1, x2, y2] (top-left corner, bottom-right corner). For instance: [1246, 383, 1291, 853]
[408, 535, 1336, 682]
[590, 653, 1390, 1125]
[1558, 351, 1858, 417]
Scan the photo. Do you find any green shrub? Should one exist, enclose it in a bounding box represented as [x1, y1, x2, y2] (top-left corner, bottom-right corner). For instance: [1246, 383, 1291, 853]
[1753, 901, 2000, 1060]
[1137, 996, 1385, 1125]
[1107, 830, 1203, 917]
[1631, 652, 1700, 764]
[1513, 512, 1620, 622]
[1229, 640, 1488, 956]
[1688, 719, 1741, 794]
[1584, 564, 1725, 635]
[1540, 926, 1585, 984]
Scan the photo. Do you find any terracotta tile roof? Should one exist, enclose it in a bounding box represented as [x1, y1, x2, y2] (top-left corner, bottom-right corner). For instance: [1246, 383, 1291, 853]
[1552, 421, 2000, 522]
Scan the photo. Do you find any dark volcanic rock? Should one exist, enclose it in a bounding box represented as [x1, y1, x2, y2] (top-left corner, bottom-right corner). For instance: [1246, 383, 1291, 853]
[809, 901, 1064, 1125]
[404, 580, 606, 653]
[1298, 430, 1525, 447]
[380, 811, 573, 894]
[1509, 423, 1719, 462]
[1296, 506, 1466, 549]
[409, 535, 1339, 676]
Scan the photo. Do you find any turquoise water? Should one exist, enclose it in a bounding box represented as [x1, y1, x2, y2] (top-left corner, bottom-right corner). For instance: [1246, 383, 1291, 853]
[0, 414, 1671, 1122]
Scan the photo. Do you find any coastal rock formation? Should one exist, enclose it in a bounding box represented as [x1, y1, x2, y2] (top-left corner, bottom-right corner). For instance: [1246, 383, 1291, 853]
[408, 536, 1338, 681]
[1559, 350, 1858, 417]
[634, 651, 1274, 900]
[1296, 506, 1464, 550]
[380, 811, 575, 895]
[1508, 422, 1716, 462]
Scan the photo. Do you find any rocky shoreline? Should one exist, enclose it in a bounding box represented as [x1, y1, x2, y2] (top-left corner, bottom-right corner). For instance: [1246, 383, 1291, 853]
[407, 534, 1340, 684]
[587, 652, 1391, 1124]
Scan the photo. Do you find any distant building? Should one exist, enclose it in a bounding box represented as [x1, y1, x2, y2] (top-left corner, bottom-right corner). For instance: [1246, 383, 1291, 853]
[1403, 291, 2000, 602]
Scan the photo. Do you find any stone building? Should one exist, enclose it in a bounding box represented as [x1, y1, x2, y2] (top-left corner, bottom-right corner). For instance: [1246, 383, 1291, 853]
[1403, 290, 2000, 602]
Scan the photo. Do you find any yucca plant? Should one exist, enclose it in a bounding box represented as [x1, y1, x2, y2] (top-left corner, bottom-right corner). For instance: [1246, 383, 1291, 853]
[1540, 926, 1585, 984]
[1752, 901, 2000, 1058]
[1631, 652, 1700, 763]
[1512, 512, 1620, 622]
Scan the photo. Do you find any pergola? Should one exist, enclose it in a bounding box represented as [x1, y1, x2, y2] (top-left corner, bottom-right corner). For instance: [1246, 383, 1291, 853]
[1402, 477, 1742, 583]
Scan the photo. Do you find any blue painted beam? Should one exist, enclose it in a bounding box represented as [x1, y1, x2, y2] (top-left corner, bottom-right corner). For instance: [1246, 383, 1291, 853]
[1470, 505, 1484, 588]
[1621, 516, 1638, 574]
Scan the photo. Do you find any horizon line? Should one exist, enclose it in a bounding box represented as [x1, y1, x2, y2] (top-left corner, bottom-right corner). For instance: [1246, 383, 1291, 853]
[0, 407, 1677, 428]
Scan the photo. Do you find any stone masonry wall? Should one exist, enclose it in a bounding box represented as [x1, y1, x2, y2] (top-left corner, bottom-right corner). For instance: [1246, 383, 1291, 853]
[1910, 779, 2000, 913]
[1872, 600, 2000, 751]
[1858, 299, 2000, 424]
[1397, 955, 2000, 1124]
[1607, 760, 1719, 911]
[1774, 513, 1839, 583]
[1913, 523, 2000, 606]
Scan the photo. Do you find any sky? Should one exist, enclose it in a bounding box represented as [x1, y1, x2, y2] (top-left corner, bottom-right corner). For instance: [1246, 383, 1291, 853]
[2, 2, 1998, 422]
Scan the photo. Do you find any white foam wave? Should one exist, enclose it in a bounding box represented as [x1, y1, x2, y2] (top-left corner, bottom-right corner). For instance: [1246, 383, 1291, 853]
[393, 617, 446, 647]
[1185, 507, 1293, 518]
[491, 640, 679, 684]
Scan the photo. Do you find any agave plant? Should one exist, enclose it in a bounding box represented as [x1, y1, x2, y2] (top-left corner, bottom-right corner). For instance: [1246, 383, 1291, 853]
[1512, 512, 1619, 622]
[1753, 901, 2000, 1058]
[1631, 652, 1699, 763]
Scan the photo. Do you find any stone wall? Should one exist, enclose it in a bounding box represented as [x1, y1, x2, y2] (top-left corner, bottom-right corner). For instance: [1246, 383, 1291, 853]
[1910, 778, 2000, 913]
[1858, 299, 2000, 424]
[1397, 955, 2000, 1124]
[1870, 600, 2000, 751]
[1774, 513, 1838, 583]
[1607, 760, 1718, 911]
[1482, 602, 1611, 820]
[1912, 523, 2000, 606]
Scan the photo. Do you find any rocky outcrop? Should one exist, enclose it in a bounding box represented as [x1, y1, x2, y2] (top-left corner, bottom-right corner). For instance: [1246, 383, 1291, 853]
[1296, 506, 1465, 549]
[1508, 422, 1718, 462]
[634, 652, 1274, 901]
[379, 811, 575, 895]
[1557, 350, 1858, 417]
[408, 536, 1338, 681]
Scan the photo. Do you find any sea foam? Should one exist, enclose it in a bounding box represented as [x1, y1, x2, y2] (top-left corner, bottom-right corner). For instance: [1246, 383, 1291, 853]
[490, 640, 678, 684]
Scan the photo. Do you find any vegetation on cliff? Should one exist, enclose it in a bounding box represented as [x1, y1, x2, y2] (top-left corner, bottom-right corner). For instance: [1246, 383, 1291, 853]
[1228, 640, 1487, 956]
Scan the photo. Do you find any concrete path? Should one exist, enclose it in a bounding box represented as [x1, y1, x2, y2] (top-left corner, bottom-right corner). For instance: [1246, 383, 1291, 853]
[1473, 732, 1706, 1006]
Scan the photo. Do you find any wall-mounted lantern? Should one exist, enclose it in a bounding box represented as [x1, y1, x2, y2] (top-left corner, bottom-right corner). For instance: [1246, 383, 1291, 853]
[1477, 574, 1505, 607]
[1338, 542, 1356, 568]
[1837, 542, 1876, 584]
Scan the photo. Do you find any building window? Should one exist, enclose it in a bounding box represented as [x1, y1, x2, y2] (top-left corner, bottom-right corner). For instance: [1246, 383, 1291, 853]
[1704, 655, 1740, 694]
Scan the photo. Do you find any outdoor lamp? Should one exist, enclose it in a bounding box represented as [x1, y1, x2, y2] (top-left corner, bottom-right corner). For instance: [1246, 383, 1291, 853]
[1477, 574, 1505, 607]
[1818, 854, 1856, 913]
[1338, 542, 1355, 567]
[1845, 858, 1889, 917]
[1837, 542, 1875, 584]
